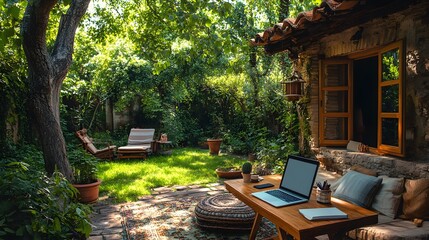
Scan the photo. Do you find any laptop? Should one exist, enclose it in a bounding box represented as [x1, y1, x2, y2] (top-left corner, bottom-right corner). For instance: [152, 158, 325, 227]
[252, 155, 320, 207]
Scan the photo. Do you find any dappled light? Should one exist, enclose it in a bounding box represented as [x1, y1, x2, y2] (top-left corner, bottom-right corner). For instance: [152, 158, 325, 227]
[98, 148, 246, 202]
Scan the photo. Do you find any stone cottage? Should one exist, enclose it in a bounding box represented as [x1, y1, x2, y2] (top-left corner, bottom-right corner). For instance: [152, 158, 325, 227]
[251, 0, 429, 177]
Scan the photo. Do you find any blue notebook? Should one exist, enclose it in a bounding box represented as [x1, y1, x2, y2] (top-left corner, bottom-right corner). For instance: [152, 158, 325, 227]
[299, 207, 348, 220]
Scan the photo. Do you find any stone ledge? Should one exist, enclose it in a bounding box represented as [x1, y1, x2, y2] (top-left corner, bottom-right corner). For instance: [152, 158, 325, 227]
[314, 147, 429, 178]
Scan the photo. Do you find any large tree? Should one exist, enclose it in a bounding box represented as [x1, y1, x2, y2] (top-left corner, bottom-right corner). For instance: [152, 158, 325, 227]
[21, 0, 90, 180]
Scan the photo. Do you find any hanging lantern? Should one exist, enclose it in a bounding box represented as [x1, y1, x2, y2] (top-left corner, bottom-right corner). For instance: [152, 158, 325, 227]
[281, 71, 305, 101]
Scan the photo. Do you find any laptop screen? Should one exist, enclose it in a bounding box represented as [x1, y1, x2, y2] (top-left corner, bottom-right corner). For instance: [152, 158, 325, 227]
[280, 156, 319, 197]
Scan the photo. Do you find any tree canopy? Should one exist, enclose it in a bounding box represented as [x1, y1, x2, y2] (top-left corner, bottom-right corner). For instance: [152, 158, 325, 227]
[1, 0, 321, 177]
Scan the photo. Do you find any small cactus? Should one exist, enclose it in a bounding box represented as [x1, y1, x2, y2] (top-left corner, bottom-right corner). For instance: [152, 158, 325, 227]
[242, 162, 252, 174]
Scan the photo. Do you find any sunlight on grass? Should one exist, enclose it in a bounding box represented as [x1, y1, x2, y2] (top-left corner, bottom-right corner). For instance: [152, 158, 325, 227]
[98, 148, 246, 202]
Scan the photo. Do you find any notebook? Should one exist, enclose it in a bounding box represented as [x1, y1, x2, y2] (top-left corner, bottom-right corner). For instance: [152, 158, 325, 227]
[251, 155, 319, 207]
[299, 207, 348, 220]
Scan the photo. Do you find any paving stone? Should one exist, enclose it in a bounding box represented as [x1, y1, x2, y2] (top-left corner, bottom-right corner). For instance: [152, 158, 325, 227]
[173, 185, 187, 191]
[207, 182, 221, 187]
[92, 218, 122, 228]
[100, 233, 123, 240]
[101, 227, 124, 235]
[87, 235, 104, 240]
[152, 186, 172, 193]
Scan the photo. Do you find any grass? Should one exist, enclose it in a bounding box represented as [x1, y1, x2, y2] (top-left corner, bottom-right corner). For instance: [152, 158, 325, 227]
[98, 147, 247, 203]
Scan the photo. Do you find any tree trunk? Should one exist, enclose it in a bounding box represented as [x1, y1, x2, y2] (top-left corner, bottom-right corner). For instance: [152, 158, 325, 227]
[0, 93, 8, 145]
[21, 0, 91, 180]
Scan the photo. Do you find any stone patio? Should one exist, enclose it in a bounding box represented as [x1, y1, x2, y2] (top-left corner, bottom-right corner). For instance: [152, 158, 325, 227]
[88, 183, 227, 240]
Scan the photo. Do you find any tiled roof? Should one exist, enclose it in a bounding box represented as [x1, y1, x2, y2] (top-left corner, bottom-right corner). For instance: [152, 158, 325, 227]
[251, 0, 415, 56]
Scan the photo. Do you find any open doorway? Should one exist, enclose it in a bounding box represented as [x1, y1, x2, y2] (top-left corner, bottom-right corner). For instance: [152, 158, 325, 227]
[353, 56, 378, 148]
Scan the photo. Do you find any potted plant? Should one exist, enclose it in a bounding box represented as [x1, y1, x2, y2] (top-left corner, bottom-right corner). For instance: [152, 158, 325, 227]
[215, 166, 242, 179]
[242, 162, 252, 183]
[207, 138, 223, 155]
[68, 148, 101, 203]
[207, 115, 225, 155]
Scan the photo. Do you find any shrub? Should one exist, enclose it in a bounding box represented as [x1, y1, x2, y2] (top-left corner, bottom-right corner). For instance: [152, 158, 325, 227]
[0, 161, 92, 239]
[67, 148, 98, 184]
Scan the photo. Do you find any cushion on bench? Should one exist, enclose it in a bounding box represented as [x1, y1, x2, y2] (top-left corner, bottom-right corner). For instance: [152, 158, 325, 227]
[400, 178, 429, 220]
[333, 170, 382, 208]
[349, 215, 429, 240]
[371, 175, 404, 218]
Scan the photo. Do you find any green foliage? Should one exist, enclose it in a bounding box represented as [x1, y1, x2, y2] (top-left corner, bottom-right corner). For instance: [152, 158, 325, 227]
[382, 49, 400, 81]
[67, 148, 98, 184]
[242, 162, 252, 174]
[0, 161, 92, 239]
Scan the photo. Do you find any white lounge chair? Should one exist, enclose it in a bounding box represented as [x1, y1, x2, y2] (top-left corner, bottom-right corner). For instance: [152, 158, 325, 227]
[117, 128, 155, 159]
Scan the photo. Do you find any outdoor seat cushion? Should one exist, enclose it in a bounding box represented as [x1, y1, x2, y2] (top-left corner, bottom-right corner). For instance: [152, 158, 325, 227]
[195, 193, 255, 230]
[348, 215, 429, 240]
[333, 170, 382, 208]
[117, 145, 150, 153]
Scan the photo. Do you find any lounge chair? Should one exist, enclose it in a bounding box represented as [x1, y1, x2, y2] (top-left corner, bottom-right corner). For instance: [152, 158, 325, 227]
[117, 128, 155, 159]
[75, 129, 116, 159]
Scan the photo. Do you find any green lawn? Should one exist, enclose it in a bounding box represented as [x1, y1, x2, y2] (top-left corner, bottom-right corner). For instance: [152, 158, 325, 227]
[98, 147, 246, 203]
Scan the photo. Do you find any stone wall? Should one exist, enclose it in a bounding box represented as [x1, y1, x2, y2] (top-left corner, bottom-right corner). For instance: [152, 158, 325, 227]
[315, 147, 429, 179]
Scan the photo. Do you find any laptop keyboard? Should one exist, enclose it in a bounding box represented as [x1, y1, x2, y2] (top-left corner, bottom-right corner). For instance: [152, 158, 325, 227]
[266, 190, 300, 202]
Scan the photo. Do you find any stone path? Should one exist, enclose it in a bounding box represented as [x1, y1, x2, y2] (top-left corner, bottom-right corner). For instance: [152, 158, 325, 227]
[88, 182, 227, 240]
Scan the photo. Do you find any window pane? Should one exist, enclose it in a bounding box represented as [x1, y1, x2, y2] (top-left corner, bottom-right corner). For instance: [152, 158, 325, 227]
[324, 117, 348, 140]
[381, 85, 399, 112]
[381, 118, 399, 146]
[324, 91, 348, 113]
[324, 64, 348, 86]
[382, 48, 399, 82]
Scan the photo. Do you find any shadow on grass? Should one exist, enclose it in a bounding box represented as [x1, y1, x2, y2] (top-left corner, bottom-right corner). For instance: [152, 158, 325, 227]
[98, 147, 246, 203]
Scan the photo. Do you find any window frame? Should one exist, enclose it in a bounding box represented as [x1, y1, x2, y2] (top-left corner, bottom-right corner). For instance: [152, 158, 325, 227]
[377, 41, 404, 156]
[319, 59, 353, 146]
[318, 41, 404, 156]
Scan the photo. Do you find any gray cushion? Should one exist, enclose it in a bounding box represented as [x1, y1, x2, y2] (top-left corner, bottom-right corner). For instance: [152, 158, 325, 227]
[371, 176, 404, 218]
[333, 170, 382, 208]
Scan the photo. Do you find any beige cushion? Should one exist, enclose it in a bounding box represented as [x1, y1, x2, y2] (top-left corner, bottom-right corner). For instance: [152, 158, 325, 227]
[86, 143, 97, 154]
[401, 178, 429, 220]
[350, 217, 429, 240]
[350, 165, 378, 177]
[118, 145, 150, 153]
[127, 128, 155, 145]
[371, 176, 404, 218]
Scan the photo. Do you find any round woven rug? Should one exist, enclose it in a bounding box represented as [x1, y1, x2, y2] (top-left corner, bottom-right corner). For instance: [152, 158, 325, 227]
[195, 193, 255, 230]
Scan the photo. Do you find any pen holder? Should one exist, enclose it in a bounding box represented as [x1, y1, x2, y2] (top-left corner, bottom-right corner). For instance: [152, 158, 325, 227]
[316, 188, 332, 204]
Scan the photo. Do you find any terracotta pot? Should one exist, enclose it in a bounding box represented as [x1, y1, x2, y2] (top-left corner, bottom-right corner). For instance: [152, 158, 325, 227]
[248, 153, 257, 161]
[242, 173, 251, 183]
[73, 179, 101, 203]
[216, 168, 242, 179]
[207, 139, 222, 155]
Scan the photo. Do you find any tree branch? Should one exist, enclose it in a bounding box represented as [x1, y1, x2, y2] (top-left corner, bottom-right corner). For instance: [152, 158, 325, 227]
[52, 0, 91, 79]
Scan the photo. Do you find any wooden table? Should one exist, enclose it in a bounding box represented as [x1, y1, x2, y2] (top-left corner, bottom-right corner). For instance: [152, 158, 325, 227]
[152, 141, 173, 154]
[225, 175, 378, 240]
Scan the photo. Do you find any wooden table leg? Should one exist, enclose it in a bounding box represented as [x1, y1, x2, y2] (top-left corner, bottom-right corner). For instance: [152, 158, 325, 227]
[276, 226, 291, 240]
[328, 230, 346, 240]
[249, 213, 263, 240]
